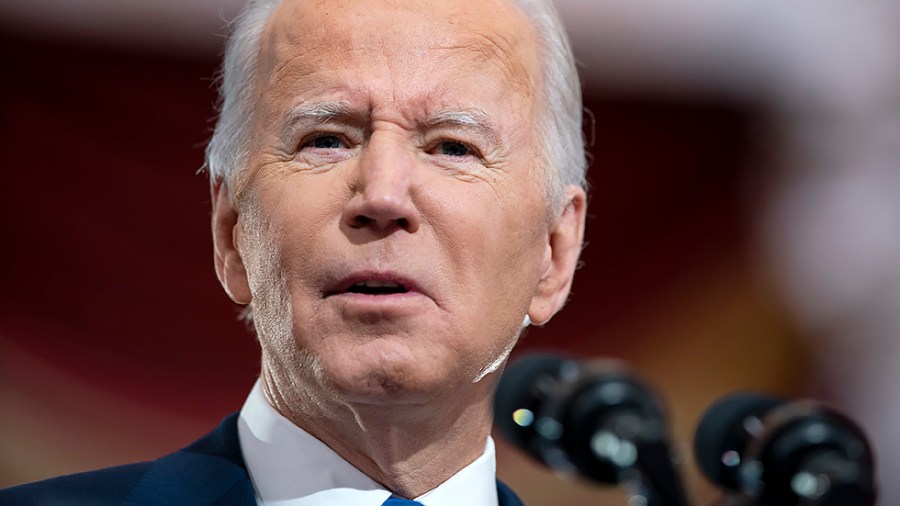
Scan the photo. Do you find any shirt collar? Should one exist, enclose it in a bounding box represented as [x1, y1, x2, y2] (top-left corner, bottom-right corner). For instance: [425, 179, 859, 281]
[237, 380, 499, 506]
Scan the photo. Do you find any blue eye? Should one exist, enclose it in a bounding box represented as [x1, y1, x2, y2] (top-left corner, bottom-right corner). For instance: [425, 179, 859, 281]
[439, 141, 470, 157]
[311, 135, 343, 149]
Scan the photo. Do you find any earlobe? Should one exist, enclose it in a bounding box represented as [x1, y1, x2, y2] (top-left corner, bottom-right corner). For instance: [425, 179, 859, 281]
[527, 185, 587, 325]
[212, 183, 252, 305]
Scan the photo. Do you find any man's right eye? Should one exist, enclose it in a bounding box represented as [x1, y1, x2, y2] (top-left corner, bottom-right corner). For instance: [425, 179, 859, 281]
[308, 135, 343, 149]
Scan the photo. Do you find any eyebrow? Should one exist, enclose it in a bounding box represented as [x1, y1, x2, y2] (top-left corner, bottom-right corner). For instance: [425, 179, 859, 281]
[423, 108, 502, 145]
[281, 101, 359, 147]
[286, 101, 357, 126]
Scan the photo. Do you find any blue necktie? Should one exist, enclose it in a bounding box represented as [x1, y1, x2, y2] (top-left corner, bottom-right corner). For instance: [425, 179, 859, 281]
[382, 495, 424, 506]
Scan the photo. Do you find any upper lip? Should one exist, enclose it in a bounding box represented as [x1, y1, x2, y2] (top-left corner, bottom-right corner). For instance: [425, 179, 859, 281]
[323, 270, 427, 297]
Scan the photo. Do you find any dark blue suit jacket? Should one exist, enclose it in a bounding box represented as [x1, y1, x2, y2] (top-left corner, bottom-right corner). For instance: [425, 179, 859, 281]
[0, 414, 524, 505]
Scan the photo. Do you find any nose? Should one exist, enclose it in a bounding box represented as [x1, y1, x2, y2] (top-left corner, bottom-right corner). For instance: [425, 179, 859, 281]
[342, 135, 421, 235]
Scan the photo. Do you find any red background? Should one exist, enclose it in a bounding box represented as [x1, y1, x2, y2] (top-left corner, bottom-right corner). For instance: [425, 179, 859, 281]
[0, 29, 807, 504]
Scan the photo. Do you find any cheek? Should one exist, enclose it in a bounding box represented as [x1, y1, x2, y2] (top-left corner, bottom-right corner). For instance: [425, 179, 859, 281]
[239, 179, 343, 324]
[472, 231, 545, 320]
[258, 178, 344, 273]
[439, 185, 548, 344]
[447, 185, 548, 289]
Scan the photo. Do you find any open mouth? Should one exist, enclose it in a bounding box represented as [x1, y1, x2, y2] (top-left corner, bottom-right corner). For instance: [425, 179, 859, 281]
[345, 280, 409, 295]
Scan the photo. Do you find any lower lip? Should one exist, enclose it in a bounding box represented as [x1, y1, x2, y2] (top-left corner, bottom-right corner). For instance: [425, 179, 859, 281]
[326, 291, 432, 314]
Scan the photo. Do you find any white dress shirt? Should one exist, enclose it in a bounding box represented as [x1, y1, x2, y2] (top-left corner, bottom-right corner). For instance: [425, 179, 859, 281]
[237, 380, 500, 506]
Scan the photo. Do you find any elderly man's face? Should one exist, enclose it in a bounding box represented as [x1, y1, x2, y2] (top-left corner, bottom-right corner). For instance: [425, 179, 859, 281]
[213, 0, 584, 407]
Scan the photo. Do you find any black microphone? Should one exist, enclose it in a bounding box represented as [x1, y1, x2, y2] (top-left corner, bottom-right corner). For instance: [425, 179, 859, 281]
[494, 354, 688, 506]
[694, 393, 877, 506]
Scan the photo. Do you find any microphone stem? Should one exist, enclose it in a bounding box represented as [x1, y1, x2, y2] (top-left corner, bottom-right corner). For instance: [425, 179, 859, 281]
[634, 439, 690, 506]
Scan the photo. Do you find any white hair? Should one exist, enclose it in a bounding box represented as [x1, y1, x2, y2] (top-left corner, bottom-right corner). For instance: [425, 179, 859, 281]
[204, 0, 586, 209]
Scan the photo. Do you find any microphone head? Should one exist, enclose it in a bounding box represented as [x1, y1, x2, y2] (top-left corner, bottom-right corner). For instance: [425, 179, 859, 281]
[694, 392, 781, 491]
[695, 393, 877, 505]
[494, 353, 668, 484]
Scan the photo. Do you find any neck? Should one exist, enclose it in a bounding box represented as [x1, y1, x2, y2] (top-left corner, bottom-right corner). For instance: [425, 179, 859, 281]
[261, 369, 496, 498]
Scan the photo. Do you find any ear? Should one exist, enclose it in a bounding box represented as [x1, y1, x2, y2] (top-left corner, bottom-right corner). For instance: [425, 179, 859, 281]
[528, 185, 587, 325]
[212, 182, 252, 305]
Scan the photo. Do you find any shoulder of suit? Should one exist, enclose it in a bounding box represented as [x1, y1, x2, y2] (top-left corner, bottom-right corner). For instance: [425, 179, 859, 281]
[0, 461, 151, 505]
[0, 413, 251, 506]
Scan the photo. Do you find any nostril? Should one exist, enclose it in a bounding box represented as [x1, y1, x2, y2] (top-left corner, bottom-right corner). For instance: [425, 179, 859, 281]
[351, 215, 374, 228]
[348, 214, 415, 232]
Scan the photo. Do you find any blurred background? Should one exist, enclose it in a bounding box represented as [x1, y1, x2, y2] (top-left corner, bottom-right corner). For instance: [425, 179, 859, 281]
[1, 0, 898, 504]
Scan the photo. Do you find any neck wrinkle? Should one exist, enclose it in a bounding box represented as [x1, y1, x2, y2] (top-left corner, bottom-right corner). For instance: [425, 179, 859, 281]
[260, 366, 496, 498]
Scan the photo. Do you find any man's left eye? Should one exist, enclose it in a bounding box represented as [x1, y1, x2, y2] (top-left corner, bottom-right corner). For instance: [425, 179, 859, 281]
[310, 135, 343, 149]
[437, 141, 471, 157]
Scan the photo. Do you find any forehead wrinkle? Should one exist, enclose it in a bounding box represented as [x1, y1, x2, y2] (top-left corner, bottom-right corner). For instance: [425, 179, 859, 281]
[261, 0, 541, 97]
[427, 31, 537, 103]
[258, 3, 359, 99]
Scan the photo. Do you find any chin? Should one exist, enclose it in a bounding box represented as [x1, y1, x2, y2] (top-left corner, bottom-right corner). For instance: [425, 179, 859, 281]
[321, 351, 473, 408]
